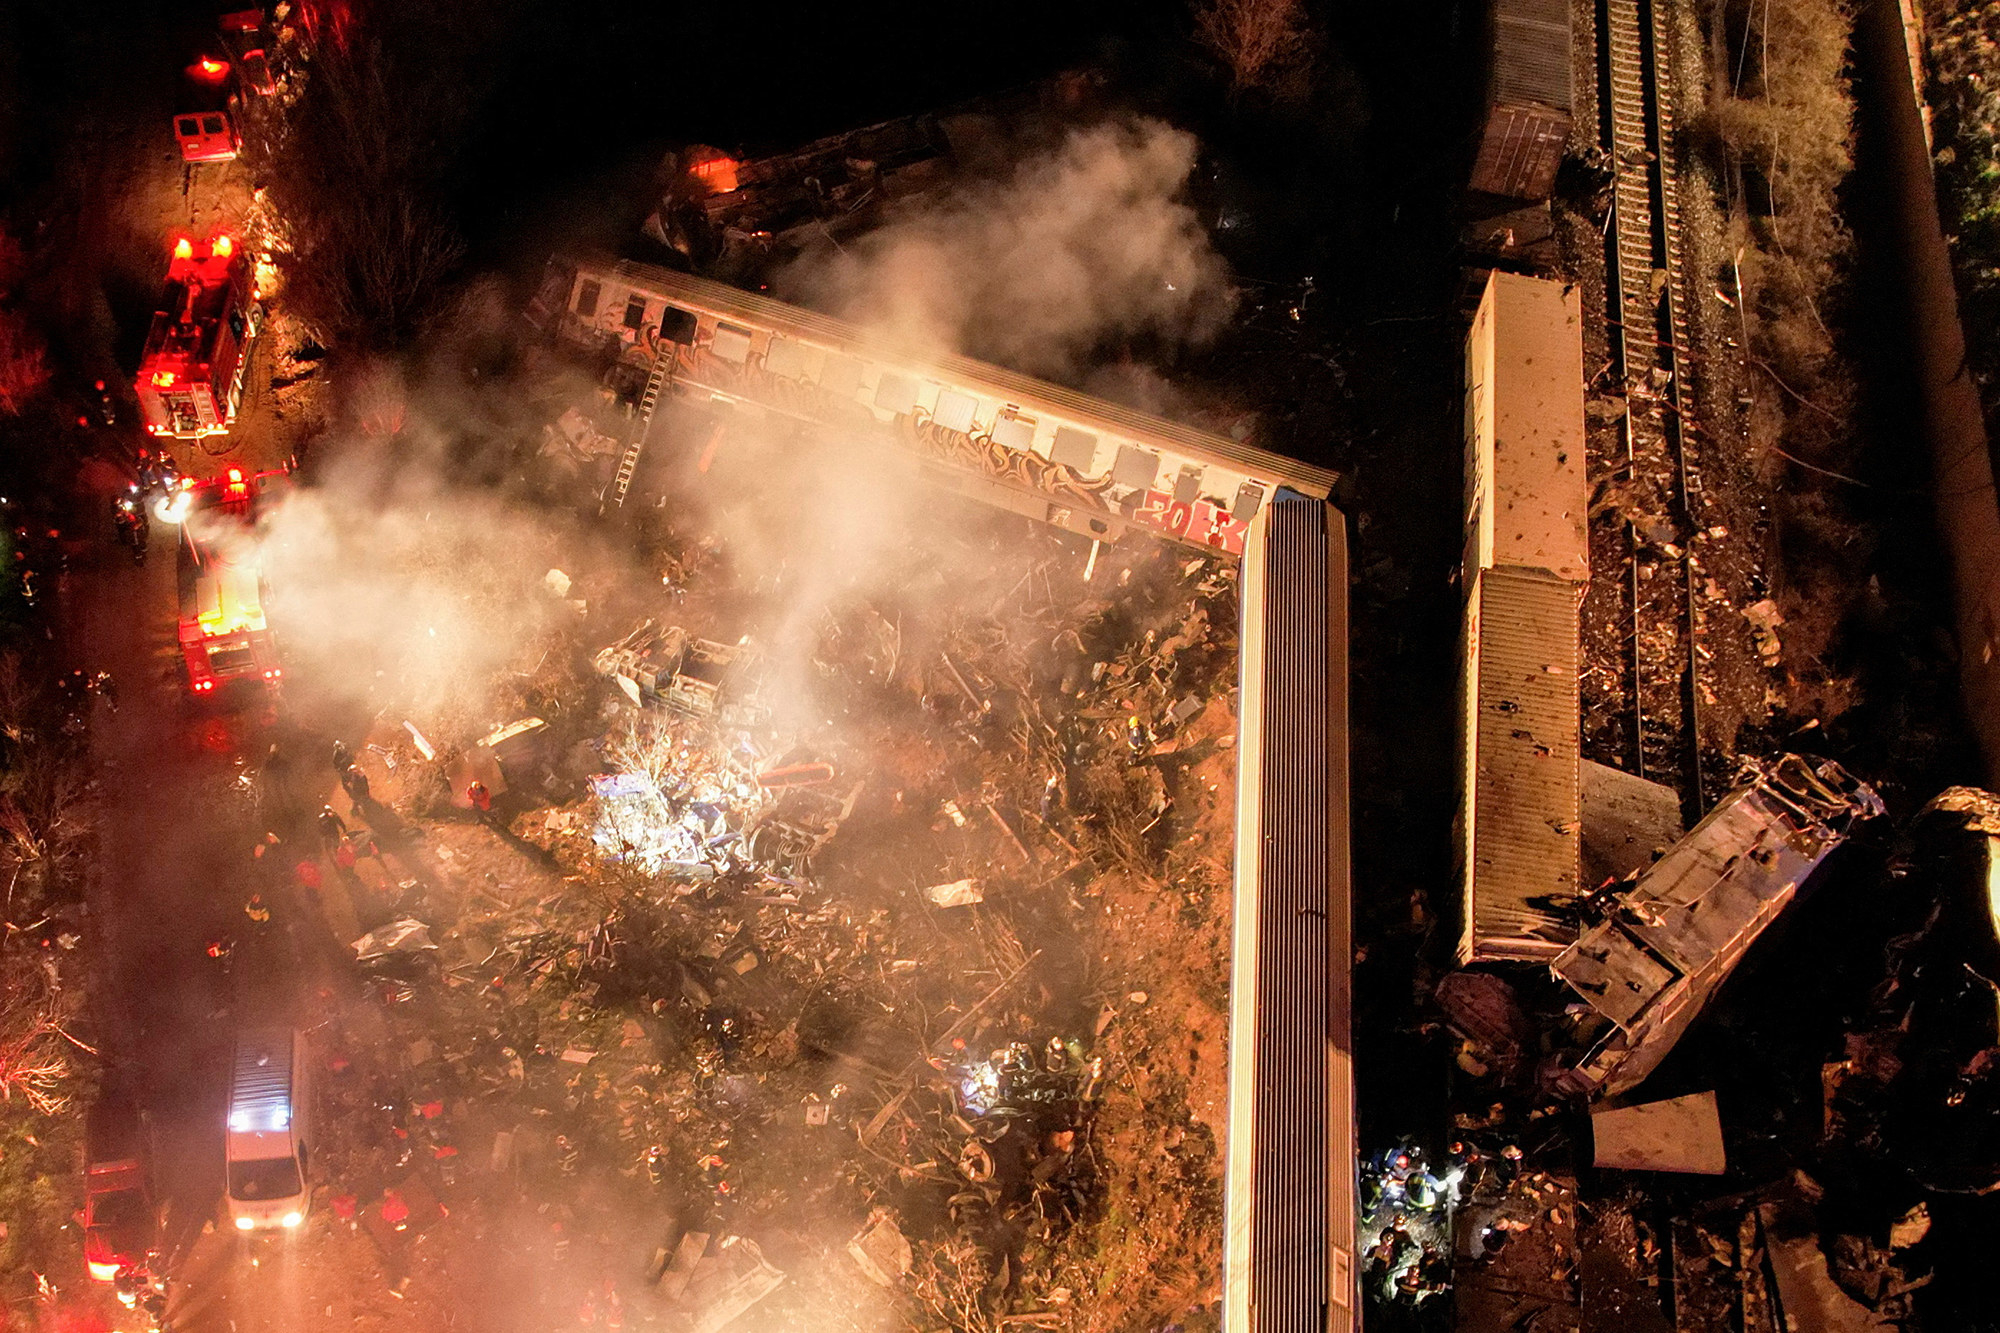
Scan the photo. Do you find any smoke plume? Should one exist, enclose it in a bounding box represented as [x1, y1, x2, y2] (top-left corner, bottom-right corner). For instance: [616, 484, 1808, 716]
[780, 117, 1235, 380]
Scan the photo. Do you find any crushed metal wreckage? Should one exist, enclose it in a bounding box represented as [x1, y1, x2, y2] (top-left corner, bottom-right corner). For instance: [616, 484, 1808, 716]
[594, 618, 771, 728]
[1545, 754, 1885, 1098]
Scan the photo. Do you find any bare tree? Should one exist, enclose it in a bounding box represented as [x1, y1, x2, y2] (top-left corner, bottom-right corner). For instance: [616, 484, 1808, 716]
[250, 11, 498, 354]
[0, 310, 50, 417]
[1195, 0, 1312, 95]
[0, 946, 84, 1116]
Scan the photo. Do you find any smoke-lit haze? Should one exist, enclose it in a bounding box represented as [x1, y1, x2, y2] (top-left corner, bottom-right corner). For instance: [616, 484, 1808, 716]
[781, 117, 1235, 380]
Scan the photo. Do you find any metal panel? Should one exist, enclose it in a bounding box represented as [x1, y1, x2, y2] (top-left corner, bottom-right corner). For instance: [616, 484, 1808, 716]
[1461, 565, 1580, 964]
[1470, 102, 1573, 202]
[1464, 272, 1589, 581]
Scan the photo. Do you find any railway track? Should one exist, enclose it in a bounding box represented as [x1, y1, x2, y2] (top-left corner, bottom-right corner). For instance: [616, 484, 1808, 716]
[1596, 0, 1705, 804]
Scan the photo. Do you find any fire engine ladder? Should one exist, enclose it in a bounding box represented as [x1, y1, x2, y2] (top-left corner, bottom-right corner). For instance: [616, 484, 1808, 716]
[611, 345, 676, 508]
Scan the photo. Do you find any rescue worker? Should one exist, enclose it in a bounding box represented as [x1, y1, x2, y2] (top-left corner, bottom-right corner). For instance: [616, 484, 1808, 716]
[1496, 1142, 1524, 1188]
[339, 763, 371, 811]
[330, 738, 351, 773]
[244, 893, 270, 924]
[467, 780, 491, 813]
[317, 804, 348, 850]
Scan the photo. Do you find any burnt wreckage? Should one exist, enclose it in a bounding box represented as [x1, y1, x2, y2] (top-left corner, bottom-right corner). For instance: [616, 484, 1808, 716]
[535, 256, 1361, 1327]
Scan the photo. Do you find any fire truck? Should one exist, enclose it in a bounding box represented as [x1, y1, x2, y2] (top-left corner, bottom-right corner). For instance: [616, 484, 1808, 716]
[177, 467, 285, 695]
[135, 235, 263, 440]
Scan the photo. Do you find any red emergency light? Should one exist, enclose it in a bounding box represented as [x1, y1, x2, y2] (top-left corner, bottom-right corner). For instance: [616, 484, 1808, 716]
[189, 56, 231, 84]
[173, 237, 194, 260]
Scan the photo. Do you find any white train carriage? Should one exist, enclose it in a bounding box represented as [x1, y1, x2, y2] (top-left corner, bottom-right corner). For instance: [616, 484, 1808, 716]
[537, 256, 1336, 558]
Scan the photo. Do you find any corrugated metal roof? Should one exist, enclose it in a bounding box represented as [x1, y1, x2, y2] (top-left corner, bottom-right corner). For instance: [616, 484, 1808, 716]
[1492, 0, 1574, 111]
[1225, 496, 1357, 1331]
[228, 1029, 294, 1153]
[1462, 566, 1580, 963]
[1465, 273, 1589, 583]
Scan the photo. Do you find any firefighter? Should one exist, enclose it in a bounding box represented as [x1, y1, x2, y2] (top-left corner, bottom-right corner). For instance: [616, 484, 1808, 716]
[317, 804, 348, 851]
[467, 780, 492, 814]
[339, 763, 372, 811]
[244, 893, 271, 924]
[330, 738, 351, 773]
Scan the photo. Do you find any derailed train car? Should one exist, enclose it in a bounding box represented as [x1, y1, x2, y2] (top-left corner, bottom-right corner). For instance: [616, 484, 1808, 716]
[1471, 0, 1575, 202]
[534, 253, 1361, 1329]
[1546, 755, 1884, 1097]
[1457, 272, 1589, 965]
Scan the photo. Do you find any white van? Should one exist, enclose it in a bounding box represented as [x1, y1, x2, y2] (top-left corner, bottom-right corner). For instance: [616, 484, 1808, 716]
[225, 1028, 311, 1231]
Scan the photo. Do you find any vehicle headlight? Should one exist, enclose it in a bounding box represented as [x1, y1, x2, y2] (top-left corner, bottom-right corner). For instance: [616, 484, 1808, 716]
[281, 1211, 303, 1229]
[234, 1215, 256, 1231]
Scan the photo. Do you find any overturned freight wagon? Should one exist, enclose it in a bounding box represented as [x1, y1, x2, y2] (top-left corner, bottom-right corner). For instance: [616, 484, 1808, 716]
[1458, 273, 1589, 964]
[1545, 755, 1884, 1098]
[1470, 0, 1575, 202]
[533, 254, 1360, 1330]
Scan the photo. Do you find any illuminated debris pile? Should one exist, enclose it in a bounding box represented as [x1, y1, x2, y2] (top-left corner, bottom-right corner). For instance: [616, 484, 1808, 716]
[304, 513, 1245, 1328]
[578, 646, 856, 886]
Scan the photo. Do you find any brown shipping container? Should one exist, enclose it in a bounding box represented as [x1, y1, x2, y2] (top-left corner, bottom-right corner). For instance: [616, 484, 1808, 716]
[1471, 0, 1574, 201]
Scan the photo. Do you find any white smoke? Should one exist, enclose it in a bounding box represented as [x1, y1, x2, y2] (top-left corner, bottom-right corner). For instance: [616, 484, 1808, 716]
[780, 117, 1235, 381]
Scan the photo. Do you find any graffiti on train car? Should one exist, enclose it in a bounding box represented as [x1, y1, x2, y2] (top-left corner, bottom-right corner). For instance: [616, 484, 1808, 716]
[904, 414, 1114, 510]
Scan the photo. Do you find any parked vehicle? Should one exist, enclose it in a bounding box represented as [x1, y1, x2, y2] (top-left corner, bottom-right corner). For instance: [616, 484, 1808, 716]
[82, 1094, 157, 1282]
[177, 467, 287, 696]
[135, 234, 262, 441]
[225, 1027, 312, 1231]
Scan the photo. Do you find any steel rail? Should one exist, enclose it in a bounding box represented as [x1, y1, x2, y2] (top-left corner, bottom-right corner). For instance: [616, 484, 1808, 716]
[1597, 0, 1706, 808]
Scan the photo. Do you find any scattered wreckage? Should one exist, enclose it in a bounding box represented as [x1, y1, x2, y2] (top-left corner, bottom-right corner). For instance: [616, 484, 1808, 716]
[1439, 755, 1886, 1102]
[1545, 755, 1884, 1098]
[584, 617, 852, 884]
